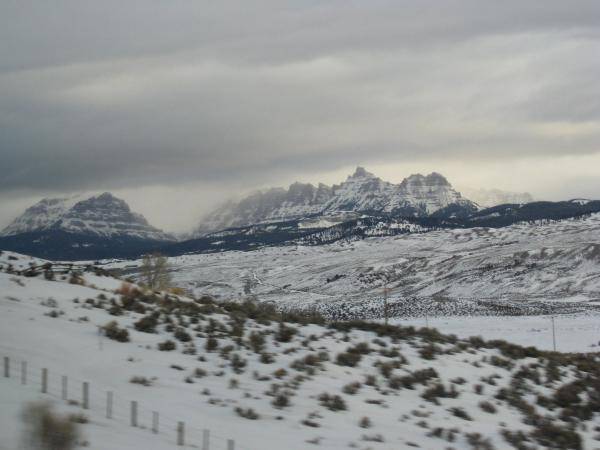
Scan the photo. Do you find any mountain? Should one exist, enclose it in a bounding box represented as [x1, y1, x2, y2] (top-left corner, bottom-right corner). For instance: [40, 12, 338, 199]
[196, 183, 333, 235]
[194, 167, 477, 235]
[459, 187, 534, 208]
[1, 192, 173, 241]
[0, 195, 82, 236]
[0, 193, 174, 260]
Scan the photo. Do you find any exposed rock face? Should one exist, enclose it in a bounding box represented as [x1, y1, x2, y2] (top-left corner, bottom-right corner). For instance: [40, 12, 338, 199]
[393, 173, 467, 215]
[1, 193, 173, 241]
[194, 167, 478, 235]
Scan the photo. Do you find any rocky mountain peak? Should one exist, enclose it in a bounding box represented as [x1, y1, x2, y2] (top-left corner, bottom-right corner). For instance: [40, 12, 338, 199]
[348, 166, 376, 179]
[195, 167, 479, 235]
[2, 192, 173, 241]
[402, 172, 451, 188]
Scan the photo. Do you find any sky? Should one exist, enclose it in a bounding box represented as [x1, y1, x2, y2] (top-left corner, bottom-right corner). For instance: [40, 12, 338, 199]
[1, 1, 599, 232]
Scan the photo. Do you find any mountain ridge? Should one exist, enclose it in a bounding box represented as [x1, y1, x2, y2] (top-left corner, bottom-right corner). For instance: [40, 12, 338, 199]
[194, 167, 477, 236]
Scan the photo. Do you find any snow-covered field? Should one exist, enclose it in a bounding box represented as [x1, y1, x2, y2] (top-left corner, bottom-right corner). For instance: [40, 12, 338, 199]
[110, 213, 600, 319]
[3, 250, 600, 449]
[395, 314, 600, 353]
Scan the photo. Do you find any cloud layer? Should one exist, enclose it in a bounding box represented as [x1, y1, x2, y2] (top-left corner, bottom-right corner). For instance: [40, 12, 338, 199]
[1, 1, 599, 230]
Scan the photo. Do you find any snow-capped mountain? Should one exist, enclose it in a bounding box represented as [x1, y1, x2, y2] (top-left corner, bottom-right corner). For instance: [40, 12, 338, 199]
[1, 192, 173, 241]
[195, 167, 477, 235]
[459, 187, 534, 208]
[197, 183, 333, 235]
[0, 195, 83, 236]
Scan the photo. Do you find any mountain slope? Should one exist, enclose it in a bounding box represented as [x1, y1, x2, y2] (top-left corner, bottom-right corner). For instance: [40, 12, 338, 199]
[194, 167, 477, 236]
[115, 213, 600, 319]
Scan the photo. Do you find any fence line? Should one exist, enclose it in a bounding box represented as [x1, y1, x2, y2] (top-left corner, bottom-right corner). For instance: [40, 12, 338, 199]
[1, 355, 249, 450]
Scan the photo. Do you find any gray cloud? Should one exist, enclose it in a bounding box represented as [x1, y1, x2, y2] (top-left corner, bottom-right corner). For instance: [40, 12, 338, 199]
[1, 1, 600, 230]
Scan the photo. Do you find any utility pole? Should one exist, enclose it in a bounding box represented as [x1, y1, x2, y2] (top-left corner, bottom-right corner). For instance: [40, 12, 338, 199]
[551, 315, 556, 352]
[382, 282, 391, 326]
[98, 326, 103, 351]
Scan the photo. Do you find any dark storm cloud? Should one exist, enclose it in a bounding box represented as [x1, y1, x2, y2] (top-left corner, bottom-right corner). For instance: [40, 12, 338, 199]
[1, 0, 600, 197]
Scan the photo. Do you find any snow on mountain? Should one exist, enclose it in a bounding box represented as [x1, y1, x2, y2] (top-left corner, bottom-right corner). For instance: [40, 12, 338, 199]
[459, 187, 534, 208]
[4, 250, 600, 450]
[0, 195, 83, 236]
[196, 183, 333, 235]
[1, 192, 174, 241]
[321, 167, 397, 212]
[195, 167, 477, 236]
[391, 172, 472, 215]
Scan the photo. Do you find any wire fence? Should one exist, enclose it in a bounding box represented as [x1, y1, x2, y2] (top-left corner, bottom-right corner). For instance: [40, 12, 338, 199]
[1, 355, 250, 450]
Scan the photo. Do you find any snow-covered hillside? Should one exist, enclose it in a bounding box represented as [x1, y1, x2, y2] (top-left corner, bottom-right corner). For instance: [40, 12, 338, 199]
[117, 213, 600, 320]
[194, 168, 477, 235]
[2, 250, 600, 450]
[1, 193, 173, 241]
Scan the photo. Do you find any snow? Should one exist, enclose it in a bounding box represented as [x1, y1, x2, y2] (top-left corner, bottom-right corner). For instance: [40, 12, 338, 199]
[110, 213, 600, 319]
[394, 314, 600, 353]
[2, 251, 600, 449]
[0, 195, 82, 237]
[3, 200, 600, 450]
[298, 219, 340, 229]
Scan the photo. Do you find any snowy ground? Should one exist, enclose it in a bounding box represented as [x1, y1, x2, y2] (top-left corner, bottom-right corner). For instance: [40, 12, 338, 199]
[3, 250, 600, 450]
[108, 213, 600, 319]
[394, 313, 600, 353]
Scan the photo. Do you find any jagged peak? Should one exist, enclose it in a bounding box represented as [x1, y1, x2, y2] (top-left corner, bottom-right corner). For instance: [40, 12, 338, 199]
[402, 172, 451, 187]
[195, 167, 477, 235]
[348, 166, 376, 180]
[95, 192, 118, 200]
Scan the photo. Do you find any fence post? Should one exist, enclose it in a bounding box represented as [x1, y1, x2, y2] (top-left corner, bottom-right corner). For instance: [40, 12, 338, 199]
[202, 429, 210, 450]
[130, 401, 138, 427]
[62, 375, 68, 400]
[82, 382, 89, 409]
[3, 356, 8, 378]
[152, 411, 159, 434]
[106, 391, 113, 419]
[41, 368, 48, 393]
[177, 421, 185, 446]
[21, 361, 26, 385]
[227, 439, 235, 450]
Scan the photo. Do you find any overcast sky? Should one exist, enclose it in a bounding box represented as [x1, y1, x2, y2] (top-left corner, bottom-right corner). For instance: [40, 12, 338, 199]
[1, 1, 599, 232]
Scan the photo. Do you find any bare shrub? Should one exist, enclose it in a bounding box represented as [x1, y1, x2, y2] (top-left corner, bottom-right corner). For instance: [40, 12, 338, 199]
[140, 253, 172, 291]
[479, 401, 497, 414]
[102, 321, 129, 342]
[21, 402, 79, 450]
[234, 407, 260, 420]
[359, 416, 372, 428]
[318, 393, 347, 411]
[130, 376, 152, 386]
